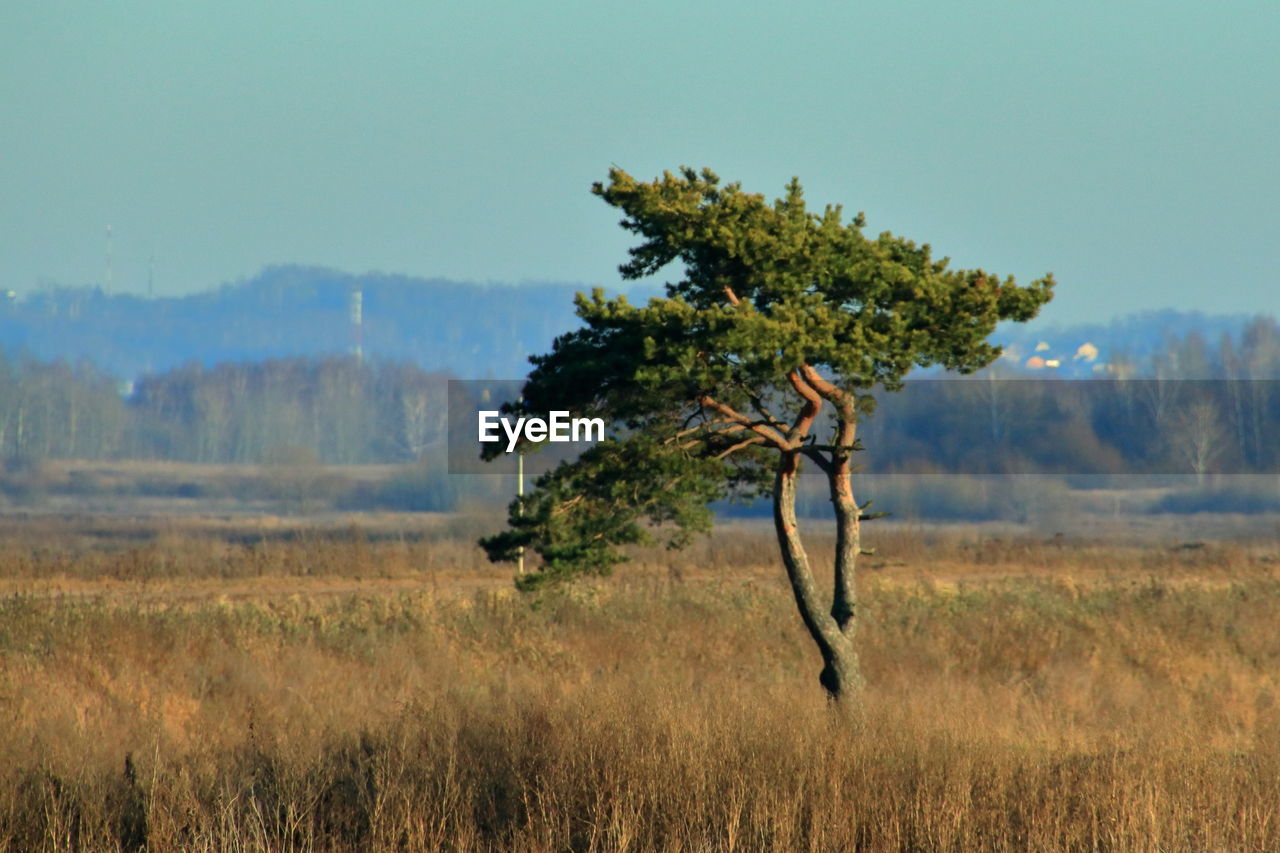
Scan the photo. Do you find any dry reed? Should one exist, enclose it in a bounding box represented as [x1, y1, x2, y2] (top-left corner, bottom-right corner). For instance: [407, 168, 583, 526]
[1, 521, 1279, 850]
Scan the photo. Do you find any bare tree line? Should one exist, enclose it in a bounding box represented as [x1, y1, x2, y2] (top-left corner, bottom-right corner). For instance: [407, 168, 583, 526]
[0, 354, 449, 465]
[0, 316, 1276, 476]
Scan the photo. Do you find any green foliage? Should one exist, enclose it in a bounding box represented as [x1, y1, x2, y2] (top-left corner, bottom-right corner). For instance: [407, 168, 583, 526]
[482, 167, 1054, 588]
[484, 435, 763, 591]
[593, 167, 1051, 387]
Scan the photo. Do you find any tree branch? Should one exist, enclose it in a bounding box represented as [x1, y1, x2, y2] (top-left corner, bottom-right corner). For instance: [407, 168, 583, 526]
[714, 434, 766, 459]
[800, 446, 834, 475]
[697, 394, 790, 449]
[786, 369, 824, 442]
[744, 389, 787, 434]
[667, 418, 738, 444]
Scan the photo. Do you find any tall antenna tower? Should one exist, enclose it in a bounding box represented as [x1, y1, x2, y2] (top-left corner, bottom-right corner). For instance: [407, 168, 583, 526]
[350, 287, 364, 364]
[105, 225, 113, 293]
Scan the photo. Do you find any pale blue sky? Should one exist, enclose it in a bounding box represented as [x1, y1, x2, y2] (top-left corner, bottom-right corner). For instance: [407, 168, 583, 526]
[3, 1, 1277, 323]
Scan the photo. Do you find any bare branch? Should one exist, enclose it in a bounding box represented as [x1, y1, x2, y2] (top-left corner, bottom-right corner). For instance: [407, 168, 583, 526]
[714, 434, 767, 459]
[800, 364, 857, 462]
[800, 446, 834, 474]
[668, 419, 736, 443]
[786, 369, 824, 441]
[744, 389, 787, 432]
[697, 394, 791, 449]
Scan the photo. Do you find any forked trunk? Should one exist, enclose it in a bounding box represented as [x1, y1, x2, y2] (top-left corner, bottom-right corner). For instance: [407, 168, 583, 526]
[818, 641, 863, 699]
[772, 454, 864, 701]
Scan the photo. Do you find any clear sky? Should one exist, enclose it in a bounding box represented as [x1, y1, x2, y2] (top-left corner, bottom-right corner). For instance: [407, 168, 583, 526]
[3, 0, 1277, 324]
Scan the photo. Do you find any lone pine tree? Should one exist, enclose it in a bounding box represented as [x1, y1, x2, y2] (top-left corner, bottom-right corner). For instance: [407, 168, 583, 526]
[481, 167, 1054, 700]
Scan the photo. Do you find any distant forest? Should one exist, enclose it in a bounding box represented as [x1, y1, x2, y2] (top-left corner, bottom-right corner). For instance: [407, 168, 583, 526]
[0, 355, 449, 465]
[0, 313, 1276, 477]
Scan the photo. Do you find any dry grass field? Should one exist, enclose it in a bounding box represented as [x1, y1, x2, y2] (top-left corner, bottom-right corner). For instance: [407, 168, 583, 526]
[2, 513, 1280, 850]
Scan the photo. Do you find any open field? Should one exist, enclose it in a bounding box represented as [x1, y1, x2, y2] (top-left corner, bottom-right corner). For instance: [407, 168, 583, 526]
[2, 514, 1280, 850]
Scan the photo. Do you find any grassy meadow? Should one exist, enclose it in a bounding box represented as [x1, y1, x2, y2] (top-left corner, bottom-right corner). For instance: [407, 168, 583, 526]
[1, 513, 1279, 850]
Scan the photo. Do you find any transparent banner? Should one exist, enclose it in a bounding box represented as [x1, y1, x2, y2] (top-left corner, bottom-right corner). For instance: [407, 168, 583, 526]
[449, 379, 1280, 476]
[447, 380, 598, 475]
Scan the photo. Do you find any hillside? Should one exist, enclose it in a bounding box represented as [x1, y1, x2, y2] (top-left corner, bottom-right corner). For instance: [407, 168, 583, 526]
[0, 266, 605, 379]
[0, 266, 1275, 381]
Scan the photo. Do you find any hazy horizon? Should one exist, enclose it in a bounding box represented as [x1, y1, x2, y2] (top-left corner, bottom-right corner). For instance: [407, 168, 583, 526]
[14, 262, 1277, 332]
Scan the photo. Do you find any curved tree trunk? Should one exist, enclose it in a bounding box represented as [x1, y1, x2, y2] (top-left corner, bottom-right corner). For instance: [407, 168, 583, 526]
[772, 453, 864, 701]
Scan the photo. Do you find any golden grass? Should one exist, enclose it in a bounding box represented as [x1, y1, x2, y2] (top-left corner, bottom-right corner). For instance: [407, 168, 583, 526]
[2, 519, 1280, 850]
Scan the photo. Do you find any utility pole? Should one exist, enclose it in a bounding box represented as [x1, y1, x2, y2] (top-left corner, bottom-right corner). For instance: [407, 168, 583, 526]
[517, 395, 525, 576]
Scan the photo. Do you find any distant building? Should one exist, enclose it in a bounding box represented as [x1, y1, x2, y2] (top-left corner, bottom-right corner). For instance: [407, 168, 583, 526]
[1074, 342, 1099, 362]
